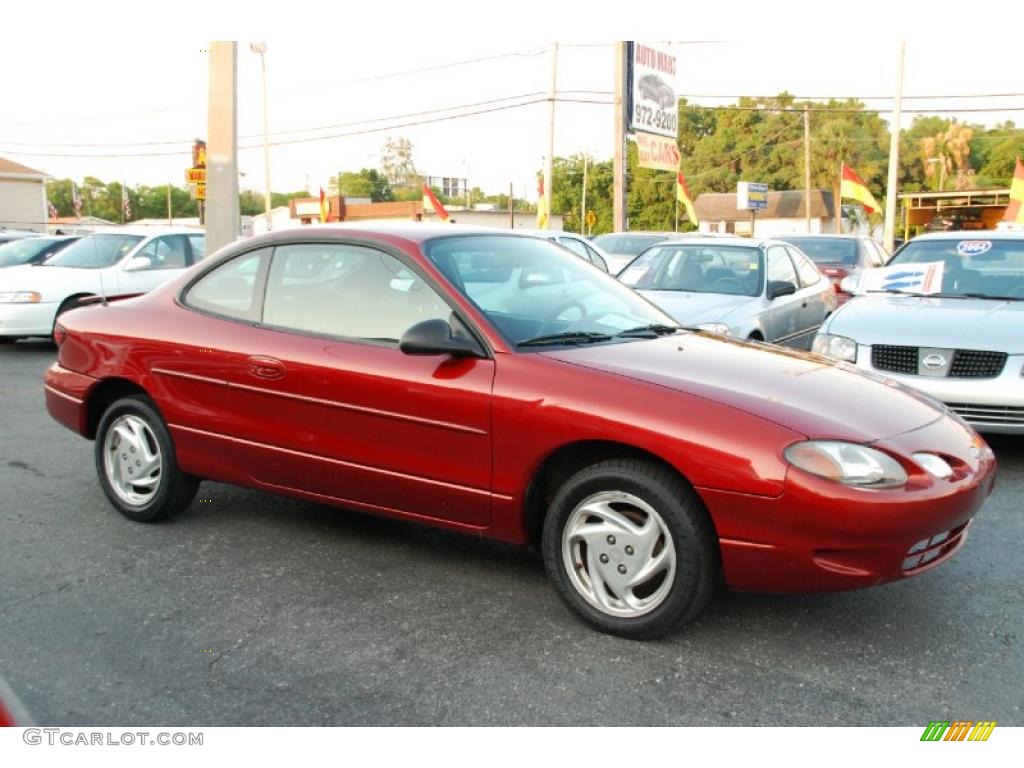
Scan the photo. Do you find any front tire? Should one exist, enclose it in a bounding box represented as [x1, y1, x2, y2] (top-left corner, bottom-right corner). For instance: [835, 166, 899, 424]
[94, 396, 199, 522]
[541, 458, 718, 640]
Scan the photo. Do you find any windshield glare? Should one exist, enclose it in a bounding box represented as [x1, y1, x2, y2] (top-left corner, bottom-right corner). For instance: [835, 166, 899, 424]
[44, 233, 143, 269]
[619, 244, 763, 297]
[424, 235, 674, 346]
[888, 238, 1024, 298]
[0, 238, 59, 268]
[781, 237, 857, 266]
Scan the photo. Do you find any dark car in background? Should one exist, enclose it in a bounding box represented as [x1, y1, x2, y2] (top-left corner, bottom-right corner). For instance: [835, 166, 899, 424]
[778, 234, 888, 304]
[0, 235, 80, 269]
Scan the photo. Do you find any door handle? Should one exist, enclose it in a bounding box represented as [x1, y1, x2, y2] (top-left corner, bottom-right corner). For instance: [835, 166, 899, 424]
[246, 355, 285, 380]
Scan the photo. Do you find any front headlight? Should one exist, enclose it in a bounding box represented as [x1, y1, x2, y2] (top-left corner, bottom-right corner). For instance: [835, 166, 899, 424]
[0, 291, 42, 304]
[812, 333, 857, 362]
[784, 440, 908, 488]
[696, 322, 731, 336]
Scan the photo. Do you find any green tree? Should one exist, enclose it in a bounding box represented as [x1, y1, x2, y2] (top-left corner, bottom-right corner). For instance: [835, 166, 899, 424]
[330, 168, 394, 201]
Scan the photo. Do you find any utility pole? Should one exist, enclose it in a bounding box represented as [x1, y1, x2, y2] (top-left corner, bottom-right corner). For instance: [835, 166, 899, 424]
[580, 155, 588, 235]
[251, 42, 272, 232]
[509, 182, 515, 229]
[166, 181, 172, 225]
[883, 42, 906, 253]
[613, 42, 627, 232]
[804, 106, 812, 233]
[542, 43, 558, 230]
[206, 41, 239, 254]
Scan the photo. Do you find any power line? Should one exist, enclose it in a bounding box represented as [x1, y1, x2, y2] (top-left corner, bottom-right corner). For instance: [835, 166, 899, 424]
[679, 92, 1024, 101]
[0, 96, 613, 159]
[680, 104, 1024, 114]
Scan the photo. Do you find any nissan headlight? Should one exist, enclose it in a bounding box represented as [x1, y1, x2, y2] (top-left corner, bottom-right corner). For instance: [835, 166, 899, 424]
[696, 323, 731, 336]
[784, 440, 908, 488]
[812, 333, 857, 362]
[0, 291, 42, 304]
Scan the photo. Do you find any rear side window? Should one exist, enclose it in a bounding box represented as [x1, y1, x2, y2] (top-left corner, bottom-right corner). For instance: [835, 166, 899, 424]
[184, 249, 268, 321]
[787, 247, 823, 287]
[188, 234, 207, 262]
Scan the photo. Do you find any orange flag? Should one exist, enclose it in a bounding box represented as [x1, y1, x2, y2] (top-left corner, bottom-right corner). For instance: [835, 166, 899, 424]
[1002, 156, 1024, 224]
[840, 163, 881, 215]
[676, 169, 698, 226]
[421, 184, 450, 221]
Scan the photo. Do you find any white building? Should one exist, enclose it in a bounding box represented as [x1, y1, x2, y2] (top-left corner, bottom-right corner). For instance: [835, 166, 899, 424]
[694, 190, 838, 238]
[0, 157, 48, 233]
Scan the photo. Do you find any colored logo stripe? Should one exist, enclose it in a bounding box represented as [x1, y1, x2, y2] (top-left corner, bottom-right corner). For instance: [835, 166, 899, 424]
[921, 721, 949, 741]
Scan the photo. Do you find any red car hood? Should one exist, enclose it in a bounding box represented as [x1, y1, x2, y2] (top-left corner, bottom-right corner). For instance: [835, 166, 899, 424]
[542, 332, 945, 442]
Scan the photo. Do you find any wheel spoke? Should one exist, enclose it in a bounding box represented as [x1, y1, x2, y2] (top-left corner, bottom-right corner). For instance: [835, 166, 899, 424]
[585, 546, 616, 611]
[627, 544, 673, 590]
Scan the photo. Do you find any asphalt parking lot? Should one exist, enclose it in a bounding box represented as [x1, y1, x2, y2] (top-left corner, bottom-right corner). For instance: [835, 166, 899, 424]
[1, 339, 1021, 726]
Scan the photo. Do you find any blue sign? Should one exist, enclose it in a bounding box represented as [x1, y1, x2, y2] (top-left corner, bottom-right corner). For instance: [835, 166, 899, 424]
[737, 181, 768, 211]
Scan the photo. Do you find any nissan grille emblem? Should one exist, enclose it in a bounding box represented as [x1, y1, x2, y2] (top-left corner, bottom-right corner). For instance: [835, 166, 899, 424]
[922, 354, 947, 370]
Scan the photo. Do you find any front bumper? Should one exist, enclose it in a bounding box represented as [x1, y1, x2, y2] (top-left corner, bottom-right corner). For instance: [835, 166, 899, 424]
[852, 345, 1024, 434]
[702, 414, 997, 593]
[44, 362, 97, 436]
[0, 301, 59, 337]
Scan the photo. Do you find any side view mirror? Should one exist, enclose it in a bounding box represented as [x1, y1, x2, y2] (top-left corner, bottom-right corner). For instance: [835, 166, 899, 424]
[123, 255, 152, 272]
[767, 280, 796, 300]
[399, 319, 485, 358]
[839, 275, 860, 294]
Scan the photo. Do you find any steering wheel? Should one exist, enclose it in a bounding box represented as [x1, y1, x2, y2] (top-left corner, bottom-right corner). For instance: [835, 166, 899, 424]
[709, 277, 747, 293]
[537, 301, 588, 335]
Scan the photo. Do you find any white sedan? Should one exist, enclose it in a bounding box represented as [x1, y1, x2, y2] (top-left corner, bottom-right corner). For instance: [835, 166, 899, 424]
[0, 227, 205, 341]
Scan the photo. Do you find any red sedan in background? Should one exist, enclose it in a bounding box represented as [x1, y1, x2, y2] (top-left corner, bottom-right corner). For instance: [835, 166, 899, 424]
[44, 224, 996, 639]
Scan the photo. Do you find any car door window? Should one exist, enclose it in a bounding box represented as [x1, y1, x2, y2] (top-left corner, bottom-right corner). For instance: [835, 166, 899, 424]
[766, 246, 799, 290]
[787, 247, 823, 288]
[135, 235, 188, 270]
[188, 234, 207, 263]
[262, 243, 452, 343]
[584, 244, 609, 272]
[184, 248, 268, 321]
[558, 237, 589, 260]
[865, 240, 886, 267]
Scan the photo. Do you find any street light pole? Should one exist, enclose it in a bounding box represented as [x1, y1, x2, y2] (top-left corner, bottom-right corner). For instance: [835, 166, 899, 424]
[251, 42, 272, 232]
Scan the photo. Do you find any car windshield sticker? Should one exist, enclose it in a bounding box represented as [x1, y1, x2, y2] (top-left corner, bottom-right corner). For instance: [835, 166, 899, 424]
[860, 261, 945, 294]
[956, 240, 992, 257]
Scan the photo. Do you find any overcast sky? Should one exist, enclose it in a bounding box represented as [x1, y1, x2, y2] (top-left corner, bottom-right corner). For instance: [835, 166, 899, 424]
[3, 1, 1021, 201]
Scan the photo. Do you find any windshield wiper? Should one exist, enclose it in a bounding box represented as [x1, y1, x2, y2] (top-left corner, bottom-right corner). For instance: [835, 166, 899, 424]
[517, 331, 613, 347]
[869, 290, 1024, 301]
[614, 323, 682, 338]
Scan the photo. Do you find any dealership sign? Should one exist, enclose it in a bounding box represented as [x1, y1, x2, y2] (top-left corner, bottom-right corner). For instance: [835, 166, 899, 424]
[636, 132, 681, 172]
[737, 182, 768, 211]
[629, 42, 678, 140]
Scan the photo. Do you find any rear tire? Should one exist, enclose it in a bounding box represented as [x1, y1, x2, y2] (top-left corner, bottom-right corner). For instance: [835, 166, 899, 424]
[94, 395, 199, 522]
[541, 458, 719, 640]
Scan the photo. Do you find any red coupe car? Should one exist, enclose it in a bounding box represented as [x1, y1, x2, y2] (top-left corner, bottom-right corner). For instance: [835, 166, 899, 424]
[44, 224, 997, 639]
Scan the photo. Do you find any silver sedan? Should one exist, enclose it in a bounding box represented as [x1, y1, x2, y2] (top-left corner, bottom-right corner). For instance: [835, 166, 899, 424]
[618, 237, 837, 348]
[813, 230, 1024, 434]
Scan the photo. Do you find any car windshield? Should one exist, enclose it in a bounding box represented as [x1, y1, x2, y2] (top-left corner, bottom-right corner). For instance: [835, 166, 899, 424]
[44, 233, 143, 269]
[424, 234, 675, 347]
[618, 244, 763, 297]
[0, 238, 62, 267]
[887, 238, 1024, 299]
[592, 233, 667, 256]
[780, 237, 858, 266]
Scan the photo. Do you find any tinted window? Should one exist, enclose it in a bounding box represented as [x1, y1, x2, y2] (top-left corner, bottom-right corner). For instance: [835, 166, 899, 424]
[0, 238, 66, 267]
[787, 247, 823, 288]
[185, 249, 267, 320]
[263, 243, 451, 342]
[135, 235, 188, 270]
[425, 235, 674, 346]
[188, 234, 206, 262]
[619, 244, 762, 297]
[44, 233, 143, 269]
[779, 237, 858, 266]
[766, 246, 798, 286]
[592, 233, 667, 256]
